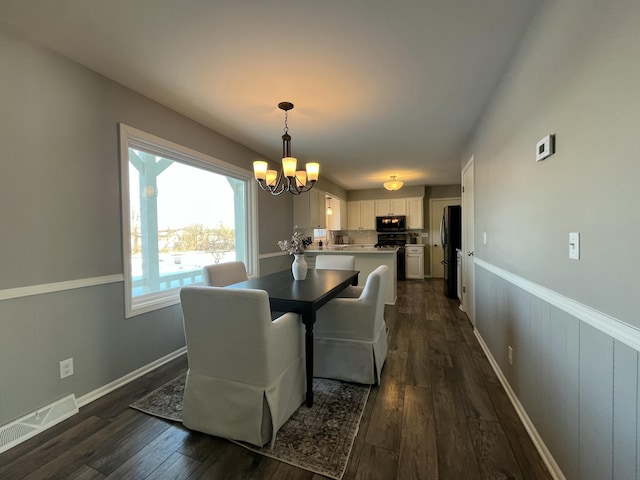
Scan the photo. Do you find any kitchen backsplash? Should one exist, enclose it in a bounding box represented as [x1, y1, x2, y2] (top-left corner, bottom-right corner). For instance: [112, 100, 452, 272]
[331, 230, 378, 245]
[293, 228, 425, 247]
[329, 229, 424, 245]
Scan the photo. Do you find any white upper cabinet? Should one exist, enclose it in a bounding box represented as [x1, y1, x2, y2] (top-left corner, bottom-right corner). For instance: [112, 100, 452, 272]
[326, 197, 344, 230]
[375, 199, 407, 216]
[406, 197, 423, 229]
[293, 189, 326, 229]
[345, 197, 422, 231]
[347, 200, 375, 230]
[374, 197, 422, 229]
[361, 201, 375, 229]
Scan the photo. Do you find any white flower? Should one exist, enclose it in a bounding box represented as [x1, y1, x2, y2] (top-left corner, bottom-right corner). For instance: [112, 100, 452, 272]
[278, 231, 313, 255]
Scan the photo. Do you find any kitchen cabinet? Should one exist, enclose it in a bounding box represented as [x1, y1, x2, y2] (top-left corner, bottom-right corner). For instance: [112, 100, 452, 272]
[293, 189, 326, 229]
[405, 244, 425, 279]
[326, 197, 347, 230]
[339, 199, 349, 229]
[347, 200, 375, 230]
[375, 199, 407, 216]
[406, 197, 424, 229]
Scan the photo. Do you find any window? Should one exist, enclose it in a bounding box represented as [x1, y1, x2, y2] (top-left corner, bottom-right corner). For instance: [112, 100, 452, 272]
[119, 124, 258, 317]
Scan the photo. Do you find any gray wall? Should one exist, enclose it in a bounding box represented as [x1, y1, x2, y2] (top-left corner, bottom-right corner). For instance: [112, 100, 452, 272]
[470, 0, 639, 324]
[0, 28, 292, 425]
[469, 1, 640, 478]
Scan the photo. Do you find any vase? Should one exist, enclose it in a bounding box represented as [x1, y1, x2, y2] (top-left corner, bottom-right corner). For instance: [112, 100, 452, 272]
[292, 254, 308, 280]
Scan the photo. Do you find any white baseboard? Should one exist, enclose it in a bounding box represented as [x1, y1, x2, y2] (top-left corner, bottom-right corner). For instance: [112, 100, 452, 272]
[77, 347, 187, 407]
[473, 330, 565, 480]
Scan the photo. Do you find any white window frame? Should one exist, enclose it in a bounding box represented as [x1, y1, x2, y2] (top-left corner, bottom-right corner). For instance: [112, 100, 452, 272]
[119, 123, 258, 318]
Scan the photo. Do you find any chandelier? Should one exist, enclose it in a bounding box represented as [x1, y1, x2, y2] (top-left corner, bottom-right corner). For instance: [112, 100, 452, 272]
[383, 175, 404, 191]
[253, 102, 319, 195]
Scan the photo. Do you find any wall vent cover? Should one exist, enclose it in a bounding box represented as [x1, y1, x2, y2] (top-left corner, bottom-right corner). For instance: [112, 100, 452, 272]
[0, 394, 78, 454]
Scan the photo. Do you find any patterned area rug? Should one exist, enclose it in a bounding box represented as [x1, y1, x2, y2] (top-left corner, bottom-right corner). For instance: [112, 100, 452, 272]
[130, 373, 370, 480]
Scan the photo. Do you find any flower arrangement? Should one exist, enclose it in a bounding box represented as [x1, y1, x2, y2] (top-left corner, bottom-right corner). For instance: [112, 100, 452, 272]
[278, 231, 313, 255]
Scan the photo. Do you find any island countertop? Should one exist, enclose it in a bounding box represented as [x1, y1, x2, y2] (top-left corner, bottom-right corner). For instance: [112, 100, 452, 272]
[305, 246, 398, 253]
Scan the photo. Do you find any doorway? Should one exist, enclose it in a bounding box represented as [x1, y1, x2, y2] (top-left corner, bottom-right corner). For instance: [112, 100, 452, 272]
[461, 157, 475, 325]
[429, 197, 461, 278]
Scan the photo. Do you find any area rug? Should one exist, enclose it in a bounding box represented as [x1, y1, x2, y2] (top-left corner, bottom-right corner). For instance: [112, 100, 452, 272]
[130, 373, 370, 479]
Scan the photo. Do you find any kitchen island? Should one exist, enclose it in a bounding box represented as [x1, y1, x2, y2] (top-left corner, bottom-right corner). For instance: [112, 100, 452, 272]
[304, 246, 398, 304]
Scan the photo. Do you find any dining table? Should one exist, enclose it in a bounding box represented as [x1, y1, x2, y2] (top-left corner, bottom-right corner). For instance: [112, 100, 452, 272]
[227, 268, 359, 407]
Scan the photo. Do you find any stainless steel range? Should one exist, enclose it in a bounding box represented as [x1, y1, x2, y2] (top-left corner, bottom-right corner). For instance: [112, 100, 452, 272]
[376, 233, 407, 280]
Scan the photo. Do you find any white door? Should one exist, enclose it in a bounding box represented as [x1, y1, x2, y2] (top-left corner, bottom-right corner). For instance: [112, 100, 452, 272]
[461, 157, 475, 325]
[429, 197, 461, 278]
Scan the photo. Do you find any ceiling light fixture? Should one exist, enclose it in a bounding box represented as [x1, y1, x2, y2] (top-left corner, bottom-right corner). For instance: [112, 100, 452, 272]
[253, 102, 319, 195]
[383, 175, 404, 191]
[326, 197, 333, 215]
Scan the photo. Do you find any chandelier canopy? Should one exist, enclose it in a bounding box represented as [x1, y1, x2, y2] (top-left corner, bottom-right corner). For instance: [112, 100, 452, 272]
[253, 102, 319, 195]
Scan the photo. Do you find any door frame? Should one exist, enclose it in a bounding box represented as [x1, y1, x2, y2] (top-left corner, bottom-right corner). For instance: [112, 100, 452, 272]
[428, 196, 461, 279]
[461, 156, 475, 325]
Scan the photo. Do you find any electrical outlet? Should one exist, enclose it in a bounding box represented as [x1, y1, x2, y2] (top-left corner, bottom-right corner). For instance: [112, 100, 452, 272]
[60, 358, 74, 379]
[507, 346, 513, 365]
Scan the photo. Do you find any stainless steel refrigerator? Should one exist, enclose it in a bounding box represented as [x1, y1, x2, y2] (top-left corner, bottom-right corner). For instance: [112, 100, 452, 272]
[440, 205, 461, 298]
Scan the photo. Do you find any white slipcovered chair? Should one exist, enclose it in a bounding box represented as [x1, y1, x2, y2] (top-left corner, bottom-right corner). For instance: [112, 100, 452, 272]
[313, 265, 389, 384]
[315, 254, 355, 270]
[203, 261, 248, 287]
[179, 286, 305, 448]
[315, 255, 362, 298]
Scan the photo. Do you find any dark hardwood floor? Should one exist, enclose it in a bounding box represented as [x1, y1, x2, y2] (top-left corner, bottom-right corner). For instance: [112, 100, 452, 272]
[0, 279, 552, 480]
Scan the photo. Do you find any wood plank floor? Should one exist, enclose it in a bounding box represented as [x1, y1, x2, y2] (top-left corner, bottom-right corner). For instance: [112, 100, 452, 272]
[0, 279, 552, 480]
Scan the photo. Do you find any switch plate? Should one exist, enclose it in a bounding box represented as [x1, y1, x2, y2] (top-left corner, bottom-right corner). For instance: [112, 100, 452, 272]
[483, 232, 487, 245]
[569, 232, 580, 260]
[536, 134, 555, 161]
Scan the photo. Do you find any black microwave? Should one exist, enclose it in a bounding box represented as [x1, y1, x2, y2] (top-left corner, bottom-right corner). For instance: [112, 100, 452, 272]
[376, 215, 406, 232]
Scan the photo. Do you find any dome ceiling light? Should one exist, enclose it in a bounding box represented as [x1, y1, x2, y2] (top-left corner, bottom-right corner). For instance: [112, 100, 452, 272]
[383, 175, 403, 191]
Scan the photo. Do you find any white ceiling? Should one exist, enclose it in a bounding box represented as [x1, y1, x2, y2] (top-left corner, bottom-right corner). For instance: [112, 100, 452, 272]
[0, 0, 540, 190]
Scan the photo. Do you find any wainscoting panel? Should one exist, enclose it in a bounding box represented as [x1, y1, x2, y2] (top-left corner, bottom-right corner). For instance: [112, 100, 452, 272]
[579, 323, 613, 480]
[613, 341, 637, 480]
[475, 264, 639, 480]
[258, 252, 291, 276]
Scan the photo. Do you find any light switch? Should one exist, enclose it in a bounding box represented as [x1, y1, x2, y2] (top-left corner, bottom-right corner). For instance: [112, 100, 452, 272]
[569, 232, 580, 260]
[483, 232, 487, 245]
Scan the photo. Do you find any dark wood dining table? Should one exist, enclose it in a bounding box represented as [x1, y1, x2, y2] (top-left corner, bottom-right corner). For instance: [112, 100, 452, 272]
[227, 268, 359, 407]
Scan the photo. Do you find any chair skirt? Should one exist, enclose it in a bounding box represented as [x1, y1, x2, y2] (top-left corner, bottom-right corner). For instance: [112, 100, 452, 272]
[182, 356, 305, 448]
[313, 321, 387, 384]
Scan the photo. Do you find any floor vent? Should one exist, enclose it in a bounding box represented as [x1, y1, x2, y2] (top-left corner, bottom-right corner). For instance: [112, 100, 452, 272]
[0, 394, 78, 454]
